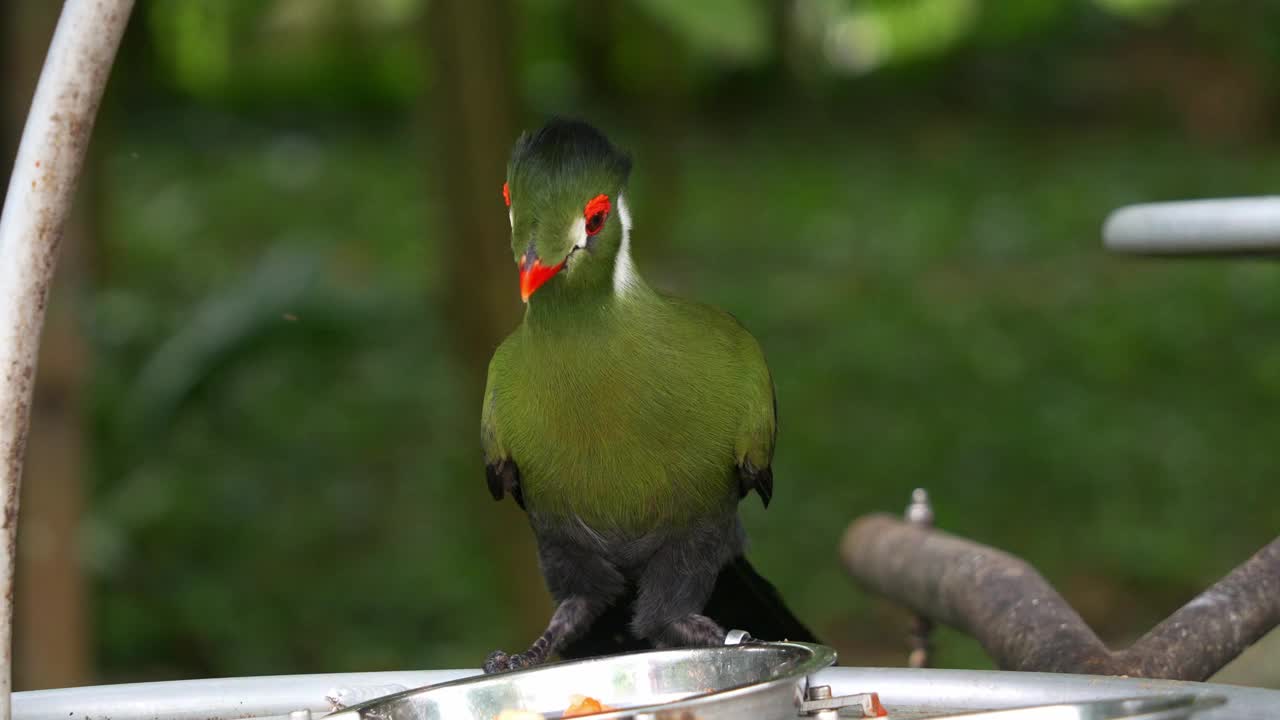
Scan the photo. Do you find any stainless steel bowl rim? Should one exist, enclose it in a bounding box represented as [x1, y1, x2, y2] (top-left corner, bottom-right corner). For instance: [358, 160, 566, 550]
[333, 641, 837, 719]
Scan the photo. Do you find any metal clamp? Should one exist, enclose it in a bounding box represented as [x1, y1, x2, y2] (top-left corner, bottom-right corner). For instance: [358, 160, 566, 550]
[801, 685, 887, 719]
[905, 488, 935, 669]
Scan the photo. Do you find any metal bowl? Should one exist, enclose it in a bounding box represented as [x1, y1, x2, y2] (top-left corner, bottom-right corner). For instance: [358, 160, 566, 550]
[323, 642, 836, 720]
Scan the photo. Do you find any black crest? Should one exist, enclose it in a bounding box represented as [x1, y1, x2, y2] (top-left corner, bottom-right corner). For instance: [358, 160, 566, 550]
[509, 118, 632, 185]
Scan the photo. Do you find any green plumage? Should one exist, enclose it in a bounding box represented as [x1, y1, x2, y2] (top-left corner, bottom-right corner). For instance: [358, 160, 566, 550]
[482, 120, 775, 533]
[484, 286, 775, 530]
[479, 120, 805, 673]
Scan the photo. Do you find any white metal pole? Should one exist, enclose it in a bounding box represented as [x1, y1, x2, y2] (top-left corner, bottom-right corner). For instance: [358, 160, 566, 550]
[1104, 196, 1280, 255]
[0, 0, 133, 711]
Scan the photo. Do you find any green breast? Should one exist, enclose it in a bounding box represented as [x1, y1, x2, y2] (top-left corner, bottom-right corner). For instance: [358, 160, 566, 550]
[494, 297, 753, 532]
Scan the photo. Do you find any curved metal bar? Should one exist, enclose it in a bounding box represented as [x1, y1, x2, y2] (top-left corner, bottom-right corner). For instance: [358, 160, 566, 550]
[0, 1, 134, 716]
[13, 670, 478, 720]
[810, 667, 1280, 720]
[12, 667, 1280, 720]
[1103, 197, 1280, 256]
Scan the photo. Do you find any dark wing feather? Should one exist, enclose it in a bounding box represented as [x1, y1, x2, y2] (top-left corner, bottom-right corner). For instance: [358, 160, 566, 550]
[736, 378, 777, 508]
[738, 460, 773, 508]
[485, 458, 525, 510]
[482, 343, 526, 510]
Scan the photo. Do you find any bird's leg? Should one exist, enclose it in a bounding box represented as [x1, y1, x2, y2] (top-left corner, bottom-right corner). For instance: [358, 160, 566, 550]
[629, 524, 734, 649]
[645, 612, 726, 648]
[484, 528, 625, 673]
[484, 596, 605, 673]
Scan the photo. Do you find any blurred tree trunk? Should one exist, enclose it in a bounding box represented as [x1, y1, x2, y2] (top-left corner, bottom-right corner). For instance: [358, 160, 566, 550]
[426, 0, 550, 639]
[427, 0, 521, 379]
[594, 4, 692, 274]
[570, 3, 617, 104]
[1, 0, 17, 172]
[4, 0, 94, 691]
[769, 0, 800, 82]
[766, 0, 821, 103]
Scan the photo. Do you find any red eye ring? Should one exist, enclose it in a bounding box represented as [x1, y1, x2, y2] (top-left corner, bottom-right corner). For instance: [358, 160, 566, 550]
[502, 182, 511, 207]
[584, 194, 610, 236]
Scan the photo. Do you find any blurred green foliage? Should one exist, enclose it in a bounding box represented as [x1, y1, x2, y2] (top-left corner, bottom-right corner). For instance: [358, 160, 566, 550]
[26, 0, 1280, 683]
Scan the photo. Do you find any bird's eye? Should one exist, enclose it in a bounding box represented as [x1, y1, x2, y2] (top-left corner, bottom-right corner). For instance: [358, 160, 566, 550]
[503, 182, 511, 207]
[584, 194, 610, 236]
[585, 212, 606, 235]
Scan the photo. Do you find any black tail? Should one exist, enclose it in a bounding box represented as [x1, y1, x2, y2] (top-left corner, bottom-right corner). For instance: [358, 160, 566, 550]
[703, 555, 820, 643]
[560, 555, 819, 659]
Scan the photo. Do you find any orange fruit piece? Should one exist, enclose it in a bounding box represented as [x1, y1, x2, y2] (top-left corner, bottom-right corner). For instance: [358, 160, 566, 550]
[563, 695, 616, 717]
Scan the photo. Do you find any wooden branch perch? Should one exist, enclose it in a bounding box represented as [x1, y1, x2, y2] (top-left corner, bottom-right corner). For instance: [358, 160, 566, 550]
[841, 513, 1280, 680]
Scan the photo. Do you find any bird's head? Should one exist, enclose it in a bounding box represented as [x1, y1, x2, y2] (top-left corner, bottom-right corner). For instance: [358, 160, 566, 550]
[503, 119, 635, 304]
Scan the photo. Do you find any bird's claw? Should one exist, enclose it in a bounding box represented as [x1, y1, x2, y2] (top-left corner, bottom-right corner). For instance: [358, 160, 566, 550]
[484, 649, 537, 674]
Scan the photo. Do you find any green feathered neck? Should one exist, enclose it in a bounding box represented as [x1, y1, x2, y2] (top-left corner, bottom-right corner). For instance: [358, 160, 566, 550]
[522, 253, 651, 333]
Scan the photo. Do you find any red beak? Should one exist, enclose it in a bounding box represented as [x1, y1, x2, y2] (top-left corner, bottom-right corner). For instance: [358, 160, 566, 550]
[519, 253, 565, 302]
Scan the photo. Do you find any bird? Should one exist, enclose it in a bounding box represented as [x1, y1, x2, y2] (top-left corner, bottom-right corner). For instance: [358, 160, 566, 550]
[481, 118, 817, 673]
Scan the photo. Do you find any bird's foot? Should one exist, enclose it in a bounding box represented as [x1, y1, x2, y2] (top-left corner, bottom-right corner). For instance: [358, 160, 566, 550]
[648, 613, 726, 649]
[483, 649, 542, 674]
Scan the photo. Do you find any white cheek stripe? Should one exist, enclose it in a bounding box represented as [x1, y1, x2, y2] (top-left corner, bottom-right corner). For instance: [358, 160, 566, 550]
[563, 217, 589, 273]
[613, 194, 636, 296]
